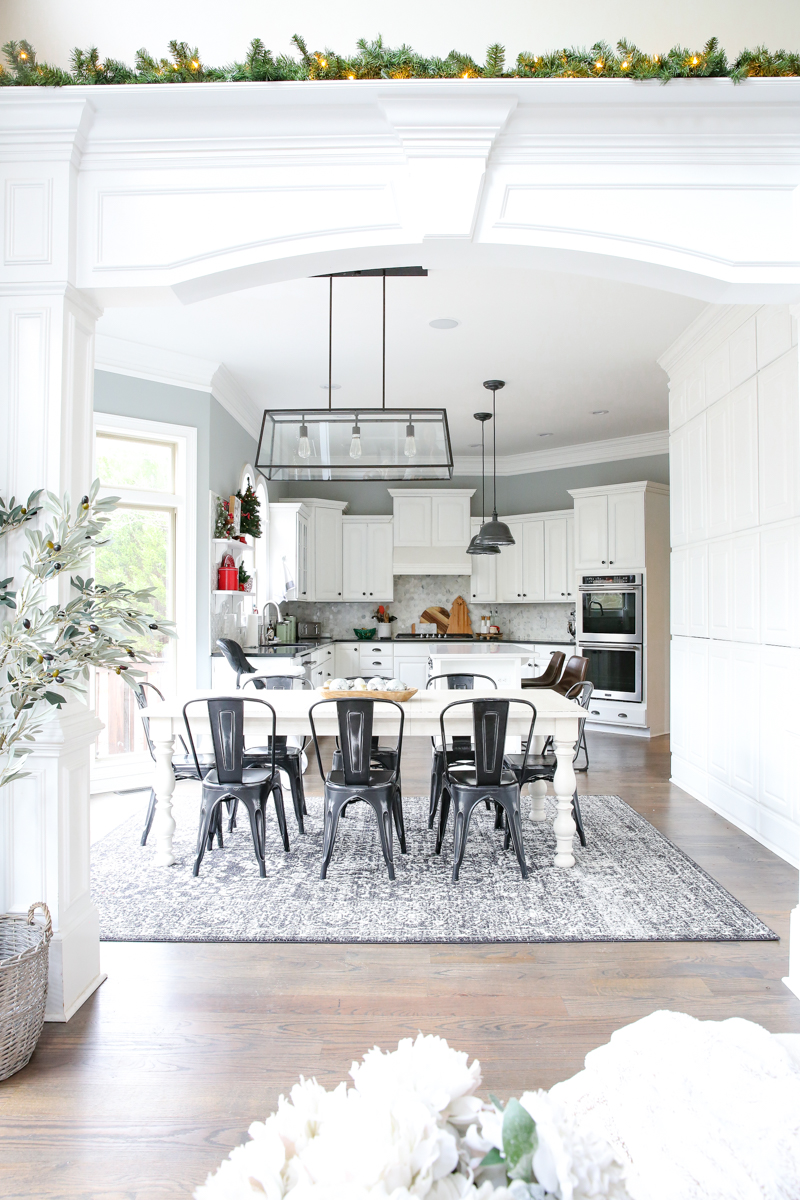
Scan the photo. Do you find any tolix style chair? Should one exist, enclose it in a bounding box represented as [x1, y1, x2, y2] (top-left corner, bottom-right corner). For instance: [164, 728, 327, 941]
[426, 673, 497, 831]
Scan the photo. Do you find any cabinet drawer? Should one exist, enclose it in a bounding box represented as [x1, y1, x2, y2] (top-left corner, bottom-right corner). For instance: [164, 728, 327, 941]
[586, 699, 647, 727]
[360, 652, 394, 672]
[359, 643, 392, 659]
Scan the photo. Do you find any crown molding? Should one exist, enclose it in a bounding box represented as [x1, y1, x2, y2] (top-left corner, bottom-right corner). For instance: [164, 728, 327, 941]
[657, 302, 761, 380]
[453, 428, 669, 477]
[94, 334, 261, 439]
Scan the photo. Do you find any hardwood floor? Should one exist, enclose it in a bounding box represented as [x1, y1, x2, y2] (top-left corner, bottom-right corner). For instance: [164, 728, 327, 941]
[2, 734, 799, 1199]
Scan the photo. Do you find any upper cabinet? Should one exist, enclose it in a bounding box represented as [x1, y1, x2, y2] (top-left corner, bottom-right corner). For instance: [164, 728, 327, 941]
[307, 499, 347, 601]
[342, 517, 393, 601]
[570, 483, 663, 570]
[472, 509, 573, 604]
[270, 498, 347, 602]
[389, 489, 474, 574]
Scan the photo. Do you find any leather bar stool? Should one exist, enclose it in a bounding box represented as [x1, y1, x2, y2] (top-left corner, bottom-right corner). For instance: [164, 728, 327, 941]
[521, 651, 565, 689]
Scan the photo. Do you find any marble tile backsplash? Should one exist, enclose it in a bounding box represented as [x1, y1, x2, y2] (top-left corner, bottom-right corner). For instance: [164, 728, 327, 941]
[282, 575, 574, 642]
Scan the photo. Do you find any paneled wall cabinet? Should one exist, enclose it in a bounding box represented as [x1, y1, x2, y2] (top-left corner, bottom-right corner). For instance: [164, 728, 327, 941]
[469, 510, 575, 604]
[571, 483, 654, 570]
[389, 489, 475, 575]
[271, 498, 348, 603]
[342, 516, 394, 601]
[269, 502, 311, 600]
[660, 303, 800, 867]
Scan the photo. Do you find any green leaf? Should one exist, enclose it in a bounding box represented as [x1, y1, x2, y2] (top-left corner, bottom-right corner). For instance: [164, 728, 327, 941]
[489, 1093, 505, 1112]
[480, 1148, 505, 1167]
[502, 1098, 537, 1183]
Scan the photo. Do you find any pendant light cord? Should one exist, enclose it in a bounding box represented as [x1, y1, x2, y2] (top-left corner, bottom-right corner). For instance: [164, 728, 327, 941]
[492, 387, 498, 519]
[382, 272, 386, 409]
[481, 419, 486, 524]
[328, 275, 333, 411]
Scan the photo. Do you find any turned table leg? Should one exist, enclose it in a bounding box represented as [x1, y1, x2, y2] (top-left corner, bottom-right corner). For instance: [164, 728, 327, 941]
[526, 734, 548, 821]
[152, 735, 177, 867]
[552, 732, 577, 869]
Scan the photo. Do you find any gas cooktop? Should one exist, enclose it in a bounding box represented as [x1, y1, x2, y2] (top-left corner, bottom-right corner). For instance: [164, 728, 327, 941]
[394, 634, 477, 641]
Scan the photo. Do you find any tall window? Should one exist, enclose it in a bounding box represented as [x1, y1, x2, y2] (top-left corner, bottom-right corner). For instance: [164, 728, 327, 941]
[92, 415, 196, 777]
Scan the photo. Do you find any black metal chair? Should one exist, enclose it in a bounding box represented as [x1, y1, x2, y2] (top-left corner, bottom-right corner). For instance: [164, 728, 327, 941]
[426, 673, 497, 831]
[240, 674, 310, 834]
[183, 696, 288, 878]
[216, 638, 261, 688]
[330, 679, 402, 801]
[503, 682, 594, 848]
[134, 681, 215, 846]
[309, 697, 405, 881]
[435, 697, 534, 883]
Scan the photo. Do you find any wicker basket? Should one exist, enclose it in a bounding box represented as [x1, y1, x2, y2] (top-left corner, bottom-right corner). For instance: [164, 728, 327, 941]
[0, 902, 52, 1081]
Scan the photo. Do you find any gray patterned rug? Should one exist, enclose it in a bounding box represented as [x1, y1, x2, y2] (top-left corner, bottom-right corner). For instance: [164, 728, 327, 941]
[91, 788, 777, 944]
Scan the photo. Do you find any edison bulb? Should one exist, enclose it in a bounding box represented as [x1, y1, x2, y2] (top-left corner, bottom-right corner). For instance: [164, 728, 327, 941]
[404, 422, 416, 457]
[297, 423, 311, 460]
[349, 424, 362, 459]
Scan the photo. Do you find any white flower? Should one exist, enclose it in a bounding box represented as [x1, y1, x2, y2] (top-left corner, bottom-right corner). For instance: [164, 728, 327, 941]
[518, 1092, 630, 1200]
[352, 1034, 483, 1124]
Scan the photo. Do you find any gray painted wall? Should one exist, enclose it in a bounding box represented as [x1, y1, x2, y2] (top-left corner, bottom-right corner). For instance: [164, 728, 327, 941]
[93, 370, 258, 685]
[274, 453, 669, 516]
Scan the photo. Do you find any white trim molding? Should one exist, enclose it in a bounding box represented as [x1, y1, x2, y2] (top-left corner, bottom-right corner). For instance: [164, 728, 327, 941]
[453, 429, 669, 477]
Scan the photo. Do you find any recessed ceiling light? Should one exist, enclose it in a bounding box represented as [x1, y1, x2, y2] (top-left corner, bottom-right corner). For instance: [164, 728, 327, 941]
[468, 442, 482, 448]
[593, 409, 609, 415]
[429, 319, 459, 330]
[539, 432, 553, 437]
[320, 383, 342, 390]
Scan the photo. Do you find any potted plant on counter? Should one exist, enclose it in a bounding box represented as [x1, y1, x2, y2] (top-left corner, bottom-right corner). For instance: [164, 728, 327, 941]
[0, 481, 175, 1078]
[373, 605, 397, 639]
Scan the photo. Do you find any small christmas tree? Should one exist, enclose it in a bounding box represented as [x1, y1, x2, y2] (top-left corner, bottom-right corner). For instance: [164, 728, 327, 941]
[237, 483, 262, 538]
[213, 497, 234, 539]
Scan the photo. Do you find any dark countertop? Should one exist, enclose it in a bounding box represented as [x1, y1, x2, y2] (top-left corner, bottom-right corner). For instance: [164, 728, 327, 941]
[212, 636, 574, 656]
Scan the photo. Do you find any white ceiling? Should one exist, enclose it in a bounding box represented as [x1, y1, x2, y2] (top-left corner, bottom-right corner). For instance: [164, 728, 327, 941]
[97, 267, 704, 456]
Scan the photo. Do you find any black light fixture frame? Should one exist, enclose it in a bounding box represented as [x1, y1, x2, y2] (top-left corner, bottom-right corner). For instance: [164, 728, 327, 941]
[255, 270, 454, 481]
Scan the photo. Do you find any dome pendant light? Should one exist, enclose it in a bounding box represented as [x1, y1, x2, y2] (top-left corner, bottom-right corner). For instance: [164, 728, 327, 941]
[474, 380, 515, 548]
[466, 411, 499, 555]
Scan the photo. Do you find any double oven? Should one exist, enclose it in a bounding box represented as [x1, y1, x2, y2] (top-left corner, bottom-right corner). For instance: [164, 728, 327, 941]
[577, 573, 643, 703]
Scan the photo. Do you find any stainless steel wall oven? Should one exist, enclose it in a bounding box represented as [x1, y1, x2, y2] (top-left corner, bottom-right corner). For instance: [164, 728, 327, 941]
[577, 573, 643, 646]
[580, 644, 643, 703]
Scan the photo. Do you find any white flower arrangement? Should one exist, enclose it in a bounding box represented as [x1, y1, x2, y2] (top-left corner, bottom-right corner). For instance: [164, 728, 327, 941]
[195, 1035, 631, 1200]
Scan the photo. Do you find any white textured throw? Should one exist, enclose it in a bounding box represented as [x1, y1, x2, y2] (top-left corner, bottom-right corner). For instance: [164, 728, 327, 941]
[550, 1010, 800, 1200]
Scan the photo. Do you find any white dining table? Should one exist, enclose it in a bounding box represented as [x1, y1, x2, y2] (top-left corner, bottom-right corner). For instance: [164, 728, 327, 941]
[143, 686, 582, 871]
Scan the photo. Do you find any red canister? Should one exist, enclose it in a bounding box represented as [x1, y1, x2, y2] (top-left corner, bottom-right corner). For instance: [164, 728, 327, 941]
[218, 553, 238, 591]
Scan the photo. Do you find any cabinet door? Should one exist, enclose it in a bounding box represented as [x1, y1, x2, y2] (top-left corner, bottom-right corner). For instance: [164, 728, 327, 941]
[685, 414, 708, 543]
[495, 521, 523, 601]
[432, 494, 470, 547]
[708, 540, 732, 640]
[368, 522, 394, 600]
[397, 657, 429, 691]
[574, 495, 609, 568]
[334, 643, 361, 678]
[706, 396, 731, 538]
[731, 532, 760, 643]
[669, 426, 687, 547]
[393, 495, 431, 546]
[297, 514, 309, 598]
[761, 521, 798, 647]
[670, 548, 688, 636]
[342, 521, 367, 600]
[758, 352, 800, 525]
[607, 492, 645, 568]
[729, 379, 759, 531]
[469, 520, 496, 603]
[521, 519, 544, 600]
[313, 507, 342, 601]
[544, 517, 568, 600]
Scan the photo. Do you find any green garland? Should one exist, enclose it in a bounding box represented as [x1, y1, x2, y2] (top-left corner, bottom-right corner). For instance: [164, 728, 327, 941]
[1, 35, 799, 87]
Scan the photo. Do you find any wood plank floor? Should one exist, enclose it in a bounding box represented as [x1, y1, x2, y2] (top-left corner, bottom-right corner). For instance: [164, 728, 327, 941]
[2, 734, 799, 1199]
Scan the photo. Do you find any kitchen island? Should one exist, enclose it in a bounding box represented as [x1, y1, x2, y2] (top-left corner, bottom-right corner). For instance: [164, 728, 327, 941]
[426, 642, 533, 689]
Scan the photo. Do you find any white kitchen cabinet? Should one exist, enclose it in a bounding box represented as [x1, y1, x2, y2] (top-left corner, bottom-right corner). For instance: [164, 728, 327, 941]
[359, 642, 393, 676]
[729, 380, 759, 531]
[469, 518, 496, 603]
[706, 396, 731, 538]
[389, 490, 474, 574]
[309, 501, 345, 601]
[760, 520, 799, 647]
[685, 414, 708, 543]
[570, 482, 667, 571]
[672, 545, 708, 638]
[497, 517, 544, 601]
[496, 519, 523, 602]
[396, 656, 429, 691]
[669, 424, 688, 546]
[432, 494, 471, 546]
[392, 494, 431, 547]
[521, 519, 545, 599]
[731, 533, 760, 642]
[269, 502, 310, 600]
[573, 494, 609, 568]
[758, 351, 800, 526]
[342, 518, 394, 602]
[334, 642, 361, 678]
[543, 515, 574, 600]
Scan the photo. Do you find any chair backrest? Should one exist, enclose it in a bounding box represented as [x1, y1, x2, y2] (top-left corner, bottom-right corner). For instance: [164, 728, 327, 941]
[216, 638, 255, 687]
[565, 680, 593, 710]
[426, 673, 497, 690]
[242, 673, 311, 691]
[133, 680, 165, 762]
[309, 697, 404, 788]
[554, 655, 588, 695]
[183, 696, 277, 784]
[536, 651, 566, 685]
[440, 697, 536, 787]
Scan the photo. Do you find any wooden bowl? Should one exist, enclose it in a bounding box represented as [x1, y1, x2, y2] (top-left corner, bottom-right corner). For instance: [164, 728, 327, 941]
[320, 687, 418, 702]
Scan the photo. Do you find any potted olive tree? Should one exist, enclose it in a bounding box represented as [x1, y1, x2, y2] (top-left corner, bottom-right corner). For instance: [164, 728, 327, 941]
[0, 481, 174, 1078]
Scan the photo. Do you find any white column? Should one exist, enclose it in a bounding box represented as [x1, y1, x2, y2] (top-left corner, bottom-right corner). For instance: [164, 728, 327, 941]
[1, 99, 105, 1020]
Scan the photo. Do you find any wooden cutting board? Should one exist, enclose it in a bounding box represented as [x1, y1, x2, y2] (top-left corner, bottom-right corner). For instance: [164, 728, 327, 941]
[420, 606, 450, 634]
[447, 595, 473, 636]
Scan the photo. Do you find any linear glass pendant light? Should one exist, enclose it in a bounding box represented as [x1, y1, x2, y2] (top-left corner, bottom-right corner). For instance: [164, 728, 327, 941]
[473, 380, 515, 548]
[256, 272, 453, 481]
[466, 412, 499, 555]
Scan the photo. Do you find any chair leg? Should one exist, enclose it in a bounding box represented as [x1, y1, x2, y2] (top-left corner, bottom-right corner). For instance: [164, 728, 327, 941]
[285, 760, 305, 834]
[497, 793, 528, 880]
[392, 786, 407, 854]
[574, 729, 589, 773]
[435, 784, 451, 855]
[141, 788, 157, 846]
[451, 796, 479, 883]
[572, 790, 587, 847]
[239, 796, 266, 878]
[320, 793, 348, 879]
[227, 797, 239, 833]
[494, 802, 504, 830]
[428, 752, 444, 829]
[370, 798, 395, 882]
[193, 796, 224, 877]
[271, 780, 289, 852]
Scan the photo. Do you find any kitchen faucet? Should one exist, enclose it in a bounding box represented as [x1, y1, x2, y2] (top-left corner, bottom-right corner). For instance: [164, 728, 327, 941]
[265, 600, 282, 624]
